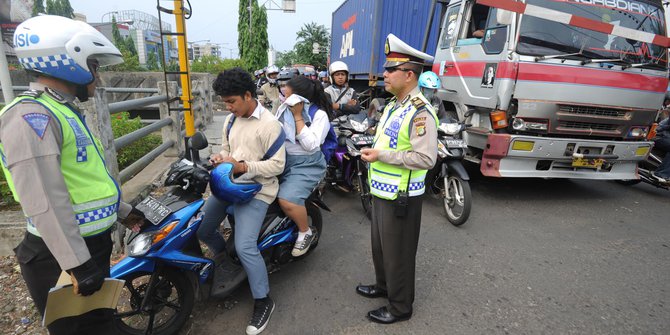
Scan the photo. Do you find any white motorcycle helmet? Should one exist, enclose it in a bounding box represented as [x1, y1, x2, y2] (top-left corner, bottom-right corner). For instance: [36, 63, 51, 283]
[14, 15, 123, 86]
[329, 61, 349, 84]
[266, 65, 280, 84]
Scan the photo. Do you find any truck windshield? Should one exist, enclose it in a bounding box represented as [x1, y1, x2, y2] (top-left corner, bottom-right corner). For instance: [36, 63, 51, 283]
[517, 0, 667, 68]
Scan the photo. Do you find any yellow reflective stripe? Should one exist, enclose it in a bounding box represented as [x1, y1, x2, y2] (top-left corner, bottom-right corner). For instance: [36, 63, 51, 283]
[370, 173, 399, 185]
[79, 213, 117, 236]
[408, 188, 425, 196]
[26, 213, 116, 237]
[72, 195, 118, 212]
[370, 187, 397, 199]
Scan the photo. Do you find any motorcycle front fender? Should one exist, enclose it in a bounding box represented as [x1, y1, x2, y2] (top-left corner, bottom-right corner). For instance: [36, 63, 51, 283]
[110, 255, 156, 279]
[445, 160, 470, 181]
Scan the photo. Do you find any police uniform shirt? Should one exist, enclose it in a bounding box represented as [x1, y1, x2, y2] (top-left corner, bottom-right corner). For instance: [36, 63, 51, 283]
[377, 86, 438, 171]
[0, 82, 131, 270]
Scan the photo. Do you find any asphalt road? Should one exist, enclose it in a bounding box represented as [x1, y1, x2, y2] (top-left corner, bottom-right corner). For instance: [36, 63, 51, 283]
[181, 164, 670, 335]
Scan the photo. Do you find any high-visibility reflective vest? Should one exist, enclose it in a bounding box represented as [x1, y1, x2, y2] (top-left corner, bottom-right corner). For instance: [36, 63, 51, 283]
[0, 92, 120, 237]
[369, 94, 437, 200]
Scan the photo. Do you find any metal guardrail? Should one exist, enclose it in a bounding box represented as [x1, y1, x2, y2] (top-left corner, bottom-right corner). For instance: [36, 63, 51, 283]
[2, 86, 160, 94]
[108, 94, 169, 114]
[114, 117, 173, 150]
[118, 140, 175, 184]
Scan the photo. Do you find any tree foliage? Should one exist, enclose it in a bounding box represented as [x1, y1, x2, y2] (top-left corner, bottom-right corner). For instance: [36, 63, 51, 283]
[293, 22, 330, 70]
[191, 55, 245, 74]
[146, 52, 160, 71]
[107, 16, 143, 71]
[275, 50, 298, 68]
[43, 0, 74, 18]
[238, 0, 268, 72]
[32, 0, 46, 16]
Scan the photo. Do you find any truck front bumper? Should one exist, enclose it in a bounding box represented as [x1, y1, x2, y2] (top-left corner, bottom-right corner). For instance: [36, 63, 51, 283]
[481, 134, 652, 180]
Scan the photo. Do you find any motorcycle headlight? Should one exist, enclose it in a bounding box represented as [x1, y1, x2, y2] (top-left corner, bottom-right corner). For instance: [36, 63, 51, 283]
[439, 123, 461, 136]
[350, 119, 369, 133]
[127, 220, 179, 257]
[128, 232, 154, 257]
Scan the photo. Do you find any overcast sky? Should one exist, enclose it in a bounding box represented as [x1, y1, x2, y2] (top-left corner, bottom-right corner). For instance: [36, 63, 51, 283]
[69, 0, 345, 56]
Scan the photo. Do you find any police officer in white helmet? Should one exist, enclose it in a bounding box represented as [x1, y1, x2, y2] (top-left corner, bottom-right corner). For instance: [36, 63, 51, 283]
[0, 15, 144, 334]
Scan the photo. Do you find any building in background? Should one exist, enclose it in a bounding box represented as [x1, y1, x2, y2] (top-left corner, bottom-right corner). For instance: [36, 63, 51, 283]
[98, 9, 179, 68]
[191, 42, 221, 60]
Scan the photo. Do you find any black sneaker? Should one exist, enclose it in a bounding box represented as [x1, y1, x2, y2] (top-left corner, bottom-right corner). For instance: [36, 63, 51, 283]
[246, 296, 275, 335]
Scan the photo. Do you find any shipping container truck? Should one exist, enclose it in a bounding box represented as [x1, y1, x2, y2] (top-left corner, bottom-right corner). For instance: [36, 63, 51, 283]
[330, 0, 442, 98]
[331, 0, 669, 180]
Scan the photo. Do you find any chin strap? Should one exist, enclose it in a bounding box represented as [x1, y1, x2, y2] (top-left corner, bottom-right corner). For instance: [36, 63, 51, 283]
[75, 85, 89, 102]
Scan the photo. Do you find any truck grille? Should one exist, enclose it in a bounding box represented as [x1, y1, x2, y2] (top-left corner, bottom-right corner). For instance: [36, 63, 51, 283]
[557, 121, 620, 133]
[558, 105, 628, 119]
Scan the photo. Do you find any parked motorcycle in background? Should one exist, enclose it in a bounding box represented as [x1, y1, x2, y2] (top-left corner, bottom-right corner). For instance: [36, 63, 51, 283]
[617, 147, 669, 190]
[322, 113, 374, 219]
[426, 121, 472, 226]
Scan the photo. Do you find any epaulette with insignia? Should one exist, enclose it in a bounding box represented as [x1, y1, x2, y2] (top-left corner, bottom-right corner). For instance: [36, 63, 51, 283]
[18, 89, 43, 98]
[411, 97, 427, 111]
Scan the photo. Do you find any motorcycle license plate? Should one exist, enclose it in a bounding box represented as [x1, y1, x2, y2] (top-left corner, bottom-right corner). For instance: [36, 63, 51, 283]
[572, 157, 604, 169]
[352, 134, 374, 146]
[136, 196, 172, 225]
[445, 139, 467, 148]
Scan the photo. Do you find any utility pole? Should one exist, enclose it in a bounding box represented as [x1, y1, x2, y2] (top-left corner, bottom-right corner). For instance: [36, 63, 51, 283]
[0, 40, 15, 103]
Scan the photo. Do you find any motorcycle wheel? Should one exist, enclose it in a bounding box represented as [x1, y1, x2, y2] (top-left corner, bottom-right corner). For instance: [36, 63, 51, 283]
[356, 163, 372, 220]
[442, 175, 472, 226]
[304, 202, 324, 251]
[114, 268, 195, 335]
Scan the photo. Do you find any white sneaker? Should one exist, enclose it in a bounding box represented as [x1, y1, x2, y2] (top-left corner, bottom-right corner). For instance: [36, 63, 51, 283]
[291, 231, 317, 257]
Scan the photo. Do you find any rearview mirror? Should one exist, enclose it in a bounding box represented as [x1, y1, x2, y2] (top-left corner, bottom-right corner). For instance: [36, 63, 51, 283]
[190, 132, 209, 150]
[496, 9, 513, 25]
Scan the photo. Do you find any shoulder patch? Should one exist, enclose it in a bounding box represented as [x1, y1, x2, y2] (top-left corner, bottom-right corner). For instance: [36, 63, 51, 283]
[413, 116, 427, 123]
[22, 113, 51, 139]
[18, 89, 43, 98]
[411, 97, 426, 110]
[416, 124, 426, 137]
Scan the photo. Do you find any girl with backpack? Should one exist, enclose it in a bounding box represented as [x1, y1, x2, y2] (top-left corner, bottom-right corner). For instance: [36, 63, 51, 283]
[275, 76, 334, 256]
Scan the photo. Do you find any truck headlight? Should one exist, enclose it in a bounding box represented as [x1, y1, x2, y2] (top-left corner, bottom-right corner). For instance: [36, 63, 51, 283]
[627, 126, 649, 139]
[512, 118, 548, 131]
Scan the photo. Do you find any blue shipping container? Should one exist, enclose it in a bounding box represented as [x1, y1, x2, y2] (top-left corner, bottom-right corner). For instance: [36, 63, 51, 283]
[330, 0, 442, 85]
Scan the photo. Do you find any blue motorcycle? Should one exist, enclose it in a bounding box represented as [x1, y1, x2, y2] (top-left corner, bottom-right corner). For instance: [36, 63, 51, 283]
[111, 132, 329, 335]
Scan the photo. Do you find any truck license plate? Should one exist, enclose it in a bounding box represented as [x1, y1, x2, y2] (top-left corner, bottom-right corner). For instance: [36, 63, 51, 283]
[135, 196, 172, 225]
[571, 157, 604, 169]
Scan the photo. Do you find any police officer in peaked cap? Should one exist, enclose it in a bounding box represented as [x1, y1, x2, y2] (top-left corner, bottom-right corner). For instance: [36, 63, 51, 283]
[1, 15, 145, 334]
[358, 33, 439, 324]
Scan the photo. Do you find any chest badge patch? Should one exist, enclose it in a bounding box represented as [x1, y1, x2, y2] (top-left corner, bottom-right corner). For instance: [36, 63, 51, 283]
[22, 113, 51, 139]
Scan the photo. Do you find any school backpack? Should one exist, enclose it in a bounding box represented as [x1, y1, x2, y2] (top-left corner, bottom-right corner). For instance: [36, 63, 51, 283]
[307, 104, 338, 162]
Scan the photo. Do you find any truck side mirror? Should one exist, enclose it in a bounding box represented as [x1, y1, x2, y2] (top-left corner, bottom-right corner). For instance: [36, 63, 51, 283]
[496, 9, 513, 25]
